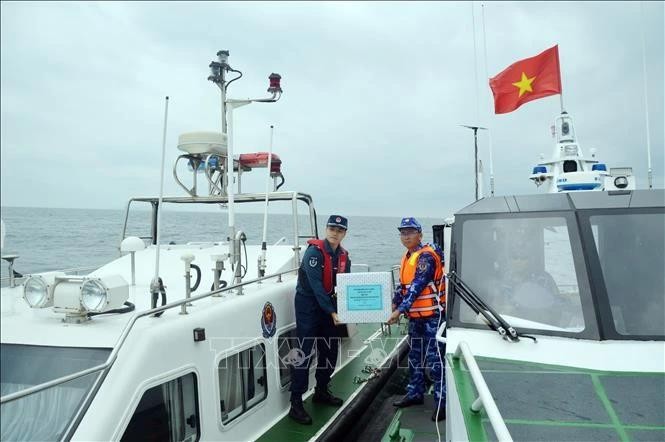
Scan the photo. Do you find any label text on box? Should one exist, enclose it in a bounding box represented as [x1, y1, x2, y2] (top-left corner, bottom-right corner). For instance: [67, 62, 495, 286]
[346, 284, 383, 311]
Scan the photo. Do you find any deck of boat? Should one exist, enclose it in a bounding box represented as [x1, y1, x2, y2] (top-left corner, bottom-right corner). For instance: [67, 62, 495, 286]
[256, 323, 407, 441]
[350, 351, 664, 442]
[450, 355, 665, 442]
[336, 360, 447, 441]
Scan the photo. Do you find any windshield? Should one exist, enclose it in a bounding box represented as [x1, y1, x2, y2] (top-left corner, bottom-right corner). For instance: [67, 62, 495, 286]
[1, 344, 110, 441]
[589, 212, 665, 336]
[458, 215, 588, 333]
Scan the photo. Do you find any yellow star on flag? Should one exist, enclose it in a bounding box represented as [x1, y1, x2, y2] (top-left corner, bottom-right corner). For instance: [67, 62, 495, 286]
[512, 72, 536, 98]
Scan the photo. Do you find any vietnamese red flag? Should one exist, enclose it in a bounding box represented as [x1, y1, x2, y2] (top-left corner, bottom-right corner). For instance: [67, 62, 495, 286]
[489, 45, 562, 114]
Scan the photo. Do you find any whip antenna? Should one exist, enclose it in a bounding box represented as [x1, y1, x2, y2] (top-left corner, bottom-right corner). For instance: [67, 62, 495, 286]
[150, 96, 169, 316]
[471, 2, 480, 123]
[481, 3, 495, 196]
[639, 1, 653, 189]
[259, 125, 275, 277]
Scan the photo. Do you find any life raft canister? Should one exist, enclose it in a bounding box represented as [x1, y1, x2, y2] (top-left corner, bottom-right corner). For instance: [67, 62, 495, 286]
[399, 244, 445, 319]
[306, 239, 348, 294]
[238, 152, 282, 175]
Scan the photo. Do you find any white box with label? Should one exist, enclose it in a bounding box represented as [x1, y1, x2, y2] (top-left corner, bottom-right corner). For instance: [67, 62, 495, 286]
[336, 271, 393, 324]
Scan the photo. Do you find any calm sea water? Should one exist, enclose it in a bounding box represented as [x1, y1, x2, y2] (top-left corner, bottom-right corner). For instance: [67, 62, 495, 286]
[0, 206, 444, 279]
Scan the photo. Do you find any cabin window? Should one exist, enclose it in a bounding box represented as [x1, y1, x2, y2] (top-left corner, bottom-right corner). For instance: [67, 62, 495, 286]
[590, 212, 665, 337]
[277, 329, 298, 387]
[0, 345, 110, 442]
[563, 160, 578, 172]
[218, 343, 267, 424]
[121, 372, 200, 442]
[458, 216, 587, 332]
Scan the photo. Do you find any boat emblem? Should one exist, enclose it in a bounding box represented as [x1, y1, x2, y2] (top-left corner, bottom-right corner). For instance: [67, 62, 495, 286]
[261, 302, 277, 338]
[309, 257, 318, 267]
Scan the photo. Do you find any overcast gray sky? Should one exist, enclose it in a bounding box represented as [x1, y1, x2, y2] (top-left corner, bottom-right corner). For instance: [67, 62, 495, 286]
[1, 1, 663, 218]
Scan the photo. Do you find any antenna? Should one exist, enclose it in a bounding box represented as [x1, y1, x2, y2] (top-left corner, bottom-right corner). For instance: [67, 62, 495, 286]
[481, 3, 495, 196]
[471, 2, 480, 123]
[150, 96, 169, 316]
[461, 124, 488, 201]
[208, 50, 284, 283]
[639, 1, 653, 189]
[259, 125, 275, 278]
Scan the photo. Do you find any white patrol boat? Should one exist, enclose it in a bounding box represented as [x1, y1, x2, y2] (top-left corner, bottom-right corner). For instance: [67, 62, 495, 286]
[0, 50, 407, 442]
[529, 112, 636, 193]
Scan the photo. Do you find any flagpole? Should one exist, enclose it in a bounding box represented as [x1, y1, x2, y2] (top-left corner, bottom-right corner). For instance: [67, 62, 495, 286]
[481, 3, 495, 196]
[559, 94, 565, 114]
[558, 45, 565, 114]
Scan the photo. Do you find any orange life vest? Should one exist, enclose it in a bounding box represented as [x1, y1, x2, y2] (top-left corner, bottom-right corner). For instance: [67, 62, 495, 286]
[399, 244, 445, 319]
[306, 239, 349, 294]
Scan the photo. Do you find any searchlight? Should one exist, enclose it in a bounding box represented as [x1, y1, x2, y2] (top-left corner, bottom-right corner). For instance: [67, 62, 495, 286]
[22, 274, 131, 323]
[23, 273, 64, 308]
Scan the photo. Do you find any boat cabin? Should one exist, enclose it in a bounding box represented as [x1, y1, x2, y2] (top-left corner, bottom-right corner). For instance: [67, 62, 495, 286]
[443, 189, 665, 441]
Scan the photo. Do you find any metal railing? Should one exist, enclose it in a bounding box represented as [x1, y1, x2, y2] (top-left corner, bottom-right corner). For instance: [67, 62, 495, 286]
[350, 263, 371, 272]
[119, 192, 317, 276]
[453, 341, 513, 442]
[120, 192, 318, 246]
[391, 264, 400, 292]
[1, 265, 99, 288]
[0, 266, 298, 405]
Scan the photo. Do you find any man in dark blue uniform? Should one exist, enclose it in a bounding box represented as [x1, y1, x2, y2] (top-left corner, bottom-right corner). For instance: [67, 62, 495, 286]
[289, 215, 352, 425]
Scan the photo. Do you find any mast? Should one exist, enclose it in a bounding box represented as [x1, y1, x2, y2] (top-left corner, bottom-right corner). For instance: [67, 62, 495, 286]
[207, 51, 283, 280]
[462, 125, 487, 201]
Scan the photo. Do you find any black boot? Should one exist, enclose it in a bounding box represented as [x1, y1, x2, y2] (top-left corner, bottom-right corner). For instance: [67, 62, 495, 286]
[313, 387, 343, 406]
[392, 395, 424, 408]
[289, 398, 312, 425]
[431, 406, 446, 421]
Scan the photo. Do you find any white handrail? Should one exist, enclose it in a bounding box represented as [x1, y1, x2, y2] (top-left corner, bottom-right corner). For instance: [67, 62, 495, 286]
[453, 341, 513, 442]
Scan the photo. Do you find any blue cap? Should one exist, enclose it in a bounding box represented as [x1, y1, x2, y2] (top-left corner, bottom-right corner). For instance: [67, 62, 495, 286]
[327, 215, 348, 230]
[398, 217, 422, 232]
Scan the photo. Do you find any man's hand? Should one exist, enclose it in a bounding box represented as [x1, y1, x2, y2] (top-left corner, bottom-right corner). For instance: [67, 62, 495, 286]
[331, 312, 342, 325]
[386, 310, 401, 325]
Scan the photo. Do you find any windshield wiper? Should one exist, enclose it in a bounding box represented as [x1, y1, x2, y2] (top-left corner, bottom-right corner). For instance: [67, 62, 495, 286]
[448, 271, 526, 342]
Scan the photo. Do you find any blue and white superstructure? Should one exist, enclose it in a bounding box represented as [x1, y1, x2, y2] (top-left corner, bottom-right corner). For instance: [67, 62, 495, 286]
[529, 112, 635, 193]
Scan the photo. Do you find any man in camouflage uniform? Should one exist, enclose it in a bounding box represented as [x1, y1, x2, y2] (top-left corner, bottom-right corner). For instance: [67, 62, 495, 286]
[387, 217, 446, 422]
